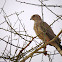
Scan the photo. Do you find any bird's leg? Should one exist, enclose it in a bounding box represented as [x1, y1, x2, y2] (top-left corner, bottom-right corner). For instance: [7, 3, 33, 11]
[43, 40, 49, 55]
[43, 33, 47, 55]
[44, 46, 47, 55]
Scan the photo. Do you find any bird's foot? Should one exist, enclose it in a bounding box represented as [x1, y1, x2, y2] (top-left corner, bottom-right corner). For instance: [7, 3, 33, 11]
[44, 51, 47, 55]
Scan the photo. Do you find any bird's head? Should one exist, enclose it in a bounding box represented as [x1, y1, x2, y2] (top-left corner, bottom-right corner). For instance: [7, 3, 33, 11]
[30, 14, 41, 22]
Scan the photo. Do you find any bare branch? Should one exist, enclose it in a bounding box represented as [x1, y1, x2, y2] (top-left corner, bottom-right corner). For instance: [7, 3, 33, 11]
[20, 30, 62, 62]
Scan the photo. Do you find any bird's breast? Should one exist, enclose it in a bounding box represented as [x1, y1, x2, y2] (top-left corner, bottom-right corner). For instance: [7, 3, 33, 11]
[34, 23, 50, 42]
[34, 23, 44, 39]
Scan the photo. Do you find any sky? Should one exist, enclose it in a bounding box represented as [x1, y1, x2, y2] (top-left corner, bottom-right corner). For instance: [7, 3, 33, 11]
[0, 0, 62, 62]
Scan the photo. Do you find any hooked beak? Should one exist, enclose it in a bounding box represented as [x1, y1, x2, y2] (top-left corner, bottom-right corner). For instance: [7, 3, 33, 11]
[30, 17, 32, 20]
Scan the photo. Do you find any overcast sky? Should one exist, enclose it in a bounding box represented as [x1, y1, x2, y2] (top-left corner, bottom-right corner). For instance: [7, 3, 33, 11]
[0, 0, 62, 62]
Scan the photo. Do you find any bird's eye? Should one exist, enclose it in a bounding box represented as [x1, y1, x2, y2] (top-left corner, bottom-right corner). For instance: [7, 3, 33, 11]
[33, 15, 35, 17]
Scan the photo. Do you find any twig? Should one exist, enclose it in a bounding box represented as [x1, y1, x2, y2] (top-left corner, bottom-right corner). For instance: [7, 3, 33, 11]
[16, 0, 62, 8]
[20, 30, 62, 62]
[0, 38, 21, 48]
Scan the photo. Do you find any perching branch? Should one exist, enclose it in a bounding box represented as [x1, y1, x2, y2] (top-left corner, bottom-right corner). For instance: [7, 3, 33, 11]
[20, 30, 62, 62]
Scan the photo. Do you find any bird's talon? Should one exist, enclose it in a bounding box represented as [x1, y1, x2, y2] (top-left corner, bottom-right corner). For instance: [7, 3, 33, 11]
[44, 51, 47, 55]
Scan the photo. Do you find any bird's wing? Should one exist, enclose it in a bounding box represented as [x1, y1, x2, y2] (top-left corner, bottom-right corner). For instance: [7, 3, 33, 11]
[40, 22, 55, 40]
[40, 21, 61, 44]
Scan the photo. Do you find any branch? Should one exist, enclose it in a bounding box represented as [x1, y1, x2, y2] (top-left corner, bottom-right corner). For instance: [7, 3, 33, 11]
[0, 38, 21, 48]
[0, 28, 33, 38]
[16, 0, 62, 8]
[20, 30, 62, 62]
[14, 36, 37, 62]
[4, 16, 29, 41]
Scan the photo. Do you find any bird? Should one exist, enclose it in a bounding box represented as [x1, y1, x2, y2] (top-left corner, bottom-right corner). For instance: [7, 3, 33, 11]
[30, 14, 62, 56]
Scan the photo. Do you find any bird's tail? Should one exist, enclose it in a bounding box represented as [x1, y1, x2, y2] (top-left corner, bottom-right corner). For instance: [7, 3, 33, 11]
[54, 43, 62, 56]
